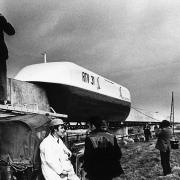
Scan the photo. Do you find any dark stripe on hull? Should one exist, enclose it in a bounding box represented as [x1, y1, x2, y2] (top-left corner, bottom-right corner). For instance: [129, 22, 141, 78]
[37, 82, 131, 122]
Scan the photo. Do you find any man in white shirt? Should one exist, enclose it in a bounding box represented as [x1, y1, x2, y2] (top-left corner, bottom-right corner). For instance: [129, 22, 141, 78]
[40, 118, 79, 180]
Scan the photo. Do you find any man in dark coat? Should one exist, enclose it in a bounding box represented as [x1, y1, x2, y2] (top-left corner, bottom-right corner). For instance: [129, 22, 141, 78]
[0, 14, 15, 104]
[83, 117, 124, 180]
[155, 120, 172, 176]
[143, 124, 151, 142]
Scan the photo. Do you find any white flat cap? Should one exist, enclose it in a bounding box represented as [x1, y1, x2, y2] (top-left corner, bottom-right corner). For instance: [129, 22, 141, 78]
[49, 118, 64, 127]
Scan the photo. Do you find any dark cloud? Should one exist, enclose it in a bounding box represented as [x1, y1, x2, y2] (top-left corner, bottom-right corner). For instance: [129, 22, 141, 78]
[2, 0, 180, 120]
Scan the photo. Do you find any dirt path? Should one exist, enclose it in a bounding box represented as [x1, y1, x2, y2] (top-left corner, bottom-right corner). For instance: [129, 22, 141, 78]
[120, 135, 180, 180]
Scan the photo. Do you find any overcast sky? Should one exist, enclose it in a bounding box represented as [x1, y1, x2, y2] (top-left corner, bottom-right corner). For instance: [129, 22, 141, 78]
[1, 0, 180, 121]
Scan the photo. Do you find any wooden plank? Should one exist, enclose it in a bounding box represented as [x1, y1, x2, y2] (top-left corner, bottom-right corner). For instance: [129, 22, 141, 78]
[0, 104, 67, 118]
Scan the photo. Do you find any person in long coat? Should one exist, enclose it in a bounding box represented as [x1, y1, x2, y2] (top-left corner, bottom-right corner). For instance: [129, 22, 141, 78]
[83, 117, 124, 180]
[0, 14, 15, 103]
[40, 118, 79, 180]
[143, 124, 151, 142]
[155, 120, 172, 176]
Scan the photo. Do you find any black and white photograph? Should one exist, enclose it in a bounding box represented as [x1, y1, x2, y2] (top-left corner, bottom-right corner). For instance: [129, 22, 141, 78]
[0, 0, 180, 179]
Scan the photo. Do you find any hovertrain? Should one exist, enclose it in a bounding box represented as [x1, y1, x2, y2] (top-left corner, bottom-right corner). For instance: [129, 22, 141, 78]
[15, 62, 131, 122]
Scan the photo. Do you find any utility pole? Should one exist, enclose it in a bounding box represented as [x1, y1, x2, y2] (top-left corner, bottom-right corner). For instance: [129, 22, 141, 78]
[169, 92, 179, 149]
[170, 91, 175, 136]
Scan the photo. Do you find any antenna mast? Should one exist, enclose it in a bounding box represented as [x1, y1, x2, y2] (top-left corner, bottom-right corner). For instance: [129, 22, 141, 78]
[41, 52, 47, 63]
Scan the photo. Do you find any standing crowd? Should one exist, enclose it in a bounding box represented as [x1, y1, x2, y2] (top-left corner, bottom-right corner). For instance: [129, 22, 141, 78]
[39, 117, 173, 180]
[40, 116, 125, 180]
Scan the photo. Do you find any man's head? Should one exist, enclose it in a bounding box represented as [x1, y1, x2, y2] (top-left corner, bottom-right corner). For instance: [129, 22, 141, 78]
[89, 116, 107, 130]
[160, 120, 171, 128]
[49, 118, 66, 138]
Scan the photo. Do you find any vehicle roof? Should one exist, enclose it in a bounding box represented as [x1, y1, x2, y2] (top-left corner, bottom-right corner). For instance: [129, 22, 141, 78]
[0, 114, 51, 130]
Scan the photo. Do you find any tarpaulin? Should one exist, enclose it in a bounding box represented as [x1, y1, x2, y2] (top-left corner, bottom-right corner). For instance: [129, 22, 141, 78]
[0, 114, 50, 168]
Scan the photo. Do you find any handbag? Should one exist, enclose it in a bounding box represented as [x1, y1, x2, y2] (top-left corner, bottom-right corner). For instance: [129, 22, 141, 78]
[170, 140, 179, 149]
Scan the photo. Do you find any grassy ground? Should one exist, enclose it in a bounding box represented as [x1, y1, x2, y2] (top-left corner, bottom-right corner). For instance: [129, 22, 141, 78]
[120, 134, 180, 180]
